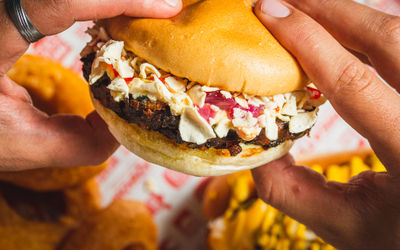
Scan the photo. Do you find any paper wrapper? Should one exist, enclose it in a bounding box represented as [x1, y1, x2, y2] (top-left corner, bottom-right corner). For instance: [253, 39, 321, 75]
[25, 1, 399, 248]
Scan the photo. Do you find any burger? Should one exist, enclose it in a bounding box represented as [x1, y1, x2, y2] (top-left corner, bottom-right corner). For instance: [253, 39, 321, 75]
[80, 0, 325, 176]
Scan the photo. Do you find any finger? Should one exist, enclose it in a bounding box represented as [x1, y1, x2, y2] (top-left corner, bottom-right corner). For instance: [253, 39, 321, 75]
[251, 155, 357, 249]
[1, 106, 119, 171]
[37, 111, 120, 167]
[0, 76, 32, 104]
[255, 0, 400, 176]
[22, 0, 183, 35]
[283, 0, 400, 91]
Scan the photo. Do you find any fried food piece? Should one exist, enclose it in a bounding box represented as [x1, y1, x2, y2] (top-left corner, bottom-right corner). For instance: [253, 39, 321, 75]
[0, 179, 101, 250]
[60, 200, 157, 250]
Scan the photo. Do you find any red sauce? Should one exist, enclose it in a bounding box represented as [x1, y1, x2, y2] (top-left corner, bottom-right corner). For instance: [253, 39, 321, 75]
[159, 74, 170, 83]
[124, 76, 135, 83]
[108, 64, 135, 84]
[306, 86, 322, 99]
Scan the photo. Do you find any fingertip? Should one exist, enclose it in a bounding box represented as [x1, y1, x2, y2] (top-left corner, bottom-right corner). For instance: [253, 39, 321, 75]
[157, 0, 183, 17]
[254, 0, 292, 20]
[252, 154, 295, 178]
[254, 0, 270, 22]
[254, 0, 263, 15]
[39, 113, 119, 167]
[86, 111, 107, 129]
[251, 154, 295, 206]
[86, 111, 120, 152]
[124, 0, 183, 18]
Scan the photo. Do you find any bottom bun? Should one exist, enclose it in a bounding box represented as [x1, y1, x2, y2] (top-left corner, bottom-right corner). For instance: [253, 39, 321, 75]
[92, 95, 293, 176]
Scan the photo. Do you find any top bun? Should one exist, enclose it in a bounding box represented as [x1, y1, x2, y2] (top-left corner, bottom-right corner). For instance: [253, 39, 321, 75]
[100, 0, 309, 96]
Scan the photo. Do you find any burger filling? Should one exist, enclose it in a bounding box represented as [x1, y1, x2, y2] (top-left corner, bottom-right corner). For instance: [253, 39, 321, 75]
[81, 26, 325, 156]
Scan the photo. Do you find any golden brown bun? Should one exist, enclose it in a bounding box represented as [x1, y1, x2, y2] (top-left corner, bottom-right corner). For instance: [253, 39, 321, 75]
[3, 54, 106, 191]
[60, 200, 157, 250]
[101, 0, 308, 96]
[92, 95, 293, 176]
[0, 179, 101, 250]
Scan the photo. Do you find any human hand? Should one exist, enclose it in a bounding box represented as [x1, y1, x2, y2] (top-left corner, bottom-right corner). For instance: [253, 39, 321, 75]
[0, 0, 182, 171]
[252, 0, 400, 249]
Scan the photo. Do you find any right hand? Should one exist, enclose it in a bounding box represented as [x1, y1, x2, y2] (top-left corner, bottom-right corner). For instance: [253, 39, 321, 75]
[252, 0, 400, 249]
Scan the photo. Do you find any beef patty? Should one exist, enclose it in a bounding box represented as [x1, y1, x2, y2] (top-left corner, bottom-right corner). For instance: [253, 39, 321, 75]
[82, 53, 310, 156]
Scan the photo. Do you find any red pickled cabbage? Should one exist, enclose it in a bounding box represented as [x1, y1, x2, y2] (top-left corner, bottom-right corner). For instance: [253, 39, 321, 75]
[205, 91, 264, 120]
[197, 104, 218, 123]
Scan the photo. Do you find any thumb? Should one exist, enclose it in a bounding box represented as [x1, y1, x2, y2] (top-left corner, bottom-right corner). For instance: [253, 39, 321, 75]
[22, 0, 183, 35]
[39, 110, 120, 167]
[251, 154, 356, 246]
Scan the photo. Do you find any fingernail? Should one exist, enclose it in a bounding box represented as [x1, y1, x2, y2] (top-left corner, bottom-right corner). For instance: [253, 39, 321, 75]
[163, 0, 180, 7]
[260, 0, 291, 18]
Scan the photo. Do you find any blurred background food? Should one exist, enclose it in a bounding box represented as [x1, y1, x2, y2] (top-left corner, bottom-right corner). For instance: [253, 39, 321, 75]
[0, 55, 157, 250]
[60, 200, 157, 250]
[0, 179, 157, 250]
[202, 150, 383, 250]
[0, 179, 101, 250]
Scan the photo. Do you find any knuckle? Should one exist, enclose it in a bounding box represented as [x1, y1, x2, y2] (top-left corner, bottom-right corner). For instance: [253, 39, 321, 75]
[333, 61, 376, 97]
[45, 0, 74, 28]
[256, 180, 284, 209]
[346, 170, 382, 204]
[294, 26, 321, 53]
[317, 0, 337, 10]
[380, 16, 400, 46]
[257, 182, 275, 204]
[348, 170, 377, 186]
[48, 0, 66, 15]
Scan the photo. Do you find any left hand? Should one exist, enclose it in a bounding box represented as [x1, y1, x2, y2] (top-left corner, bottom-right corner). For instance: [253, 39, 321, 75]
[0, 0, 182, 171]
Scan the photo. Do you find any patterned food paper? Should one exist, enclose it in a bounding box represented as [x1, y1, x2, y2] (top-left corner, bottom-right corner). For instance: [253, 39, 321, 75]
[25, 1, 399, 248]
